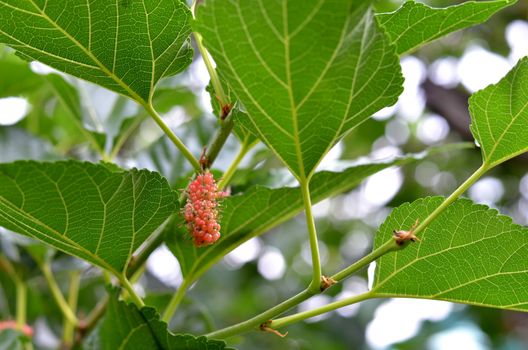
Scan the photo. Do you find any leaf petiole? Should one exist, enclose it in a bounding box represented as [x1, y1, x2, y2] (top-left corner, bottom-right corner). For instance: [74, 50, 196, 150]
[119, 275, 145, 308]
[300, 179, 322, 292]
[143, 103, 201, 172]
[191, 0, 228, 108]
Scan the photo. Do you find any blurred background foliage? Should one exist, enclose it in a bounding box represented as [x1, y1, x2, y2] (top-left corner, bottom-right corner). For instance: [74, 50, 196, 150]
[0, 0, 528, 349]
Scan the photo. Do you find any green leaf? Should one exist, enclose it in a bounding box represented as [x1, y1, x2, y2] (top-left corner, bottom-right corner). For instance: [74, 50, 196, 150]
[44, 74, 106, 152]
[0, 0, 193, 103]
[86, 289, 230, 350]
[376, 0, 515, 55]
[469, 57, 528, 168]
[0, 161, 176, 275]
[0, 50, 41, 98]
[372, 197, 528, 311]
[167, 144, 471, 279]
[196, 0, 403, 179]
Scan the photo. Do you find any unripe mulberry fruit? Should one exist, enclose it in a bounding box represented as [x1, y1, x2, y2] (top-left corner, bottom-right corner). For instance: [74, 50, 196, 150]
[183, 172, 227, 247]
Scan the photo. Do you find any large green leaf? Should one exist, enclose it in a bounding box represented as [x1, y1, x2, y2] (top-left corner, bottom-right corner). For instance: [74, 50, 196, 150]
[167, 144, 471, 279]
[469, 57, 528, 168]
[0, 161, 176, 275]
[376, 0, 515, 55]
[372, 197, 528, 311]
[196, 0, 403, 179]
[0, 0, 193, 103]
[86, 289, 230, 350]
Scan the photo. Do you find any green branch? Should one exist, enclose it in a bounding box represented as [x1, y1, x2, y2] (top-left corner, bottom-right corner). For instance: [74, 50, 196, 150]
[331, 238, 403, 282]
[206, 289, 313, 339]
[203, 111, 235, 168]
[270, 291, 375, 330]
[62, 271, 81, 348]
[408, 163, 488, 238]
[14, 277, 26, 330]
[41, 262, 79, 326]
[205, 236, 406, 339]
[161, 278, 192, 323]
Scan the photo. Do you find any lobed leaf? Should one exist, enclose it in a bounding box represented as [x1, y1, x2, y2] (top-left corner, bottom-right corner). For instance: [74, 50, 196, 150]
[196, 0, 403, 179]
[0, 0, 193, 103]
[376, 0, 516, 55]
[372, 197, 528, 311]
[469, 57, 528, 168]
[86, 289, 230, 350]
[0, 161, 176, 275]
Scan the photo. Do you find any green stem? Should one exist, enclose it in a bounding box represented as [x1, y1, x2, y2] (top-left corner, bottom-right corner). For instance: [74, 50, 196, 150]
[191, 0, 228, 107]
[41, 262, 78, 326]
[217, 138, 255, 190]
[410, 163, 488, 238]
[267, 163, 490, 331]
[300, 180, 322, 291]
[206, 289, 313, 339]
[119, 275, 145, 308]
[204, 111, 235, 168]
[62, 271, 81, 348]
[14, 278, 26, 330]
[143, 103, 201, 172]
[205, 236, 405, 339]
[161, 278, 192, 323]
[331, 238, 403, 283]
[270, 291, 375, 329]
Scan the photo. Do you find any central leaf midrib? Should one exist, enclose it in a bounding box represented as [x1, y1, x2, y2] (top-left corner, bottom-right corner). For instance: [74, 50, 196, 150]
[282, 1, 306, 180]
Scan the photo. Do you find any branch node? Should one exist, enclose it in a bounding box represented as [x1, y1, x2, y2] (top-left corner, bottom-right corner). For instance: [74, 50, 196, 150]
[320, 275, 337, 292]
[199, 147, 209, 170]
[393, 219, 420, 246]
[260, 321, 288, 338]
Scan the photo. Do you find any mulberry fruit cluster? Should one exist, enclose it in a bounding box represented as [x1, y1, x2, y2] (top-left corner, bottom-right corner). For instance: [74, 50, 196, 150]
[184, 172, 226, 247]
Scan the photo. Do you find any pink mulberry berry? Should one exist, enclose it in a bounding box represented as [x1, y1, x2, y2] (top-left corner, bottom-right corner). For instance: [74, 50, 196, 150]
[184, 172, 226, 247]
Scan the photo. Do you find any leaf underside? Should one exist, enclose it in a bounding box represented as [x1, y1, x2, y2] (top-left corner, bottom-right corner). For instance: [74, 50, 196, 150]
[0, 0, 193, 103]
[0, 161, 176, 274]
[376, 0, 516, 55]
[196, 0, 403, 179]
[373, 197, 528, 312]
[469, 57, 528, 168]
